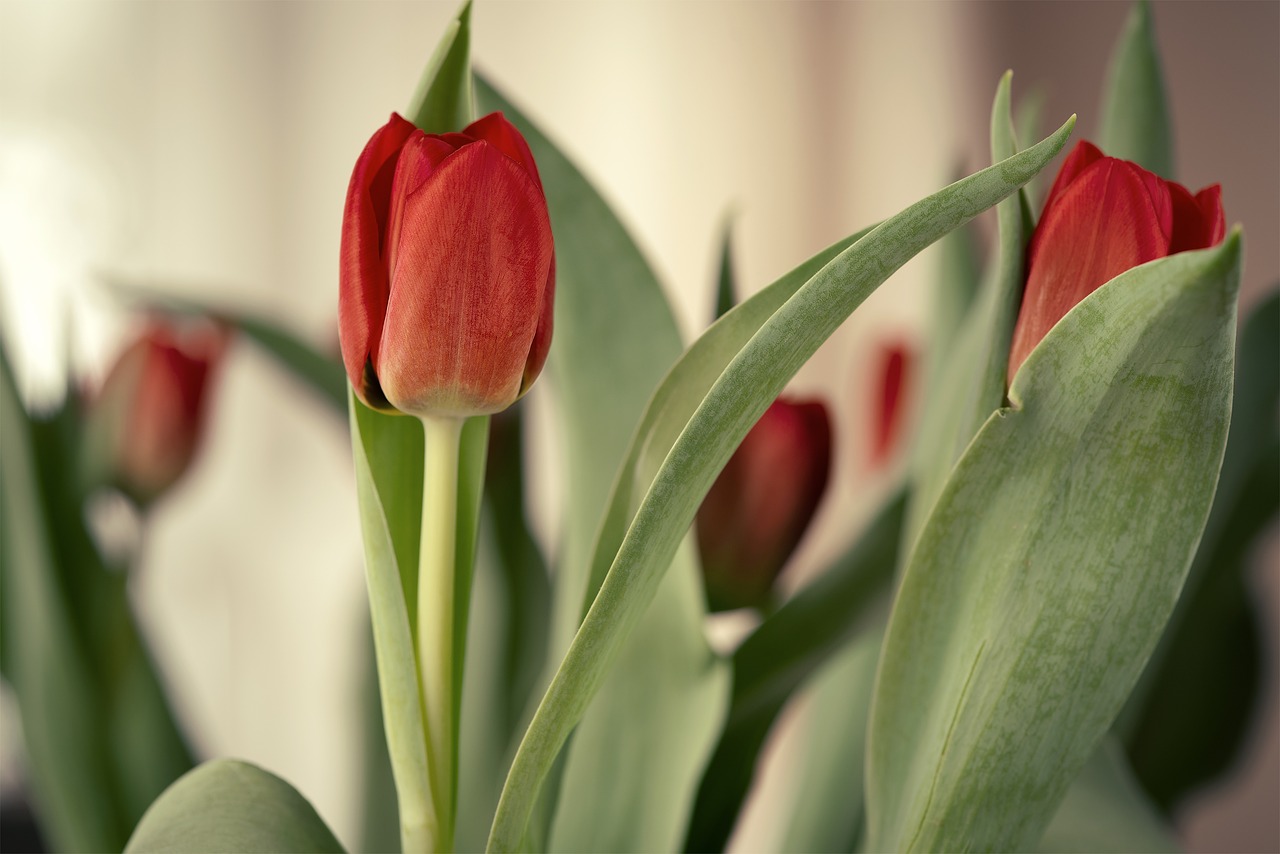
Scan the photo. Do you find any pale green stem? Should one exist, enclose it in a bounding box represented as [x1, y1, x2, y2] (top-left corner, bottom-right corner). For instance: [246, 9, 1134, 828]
[418, 414, 463, 853]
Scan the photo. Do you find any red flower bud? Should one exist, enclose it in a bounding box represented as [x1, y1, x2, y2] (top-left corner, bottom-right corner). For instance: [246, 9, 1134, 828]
[696, 397, 832, 612]
[91, 322, 225, 505]
[339, 112, 555, 418]
[1007, 140, 1224, 384]
[869, 340, 913, 468]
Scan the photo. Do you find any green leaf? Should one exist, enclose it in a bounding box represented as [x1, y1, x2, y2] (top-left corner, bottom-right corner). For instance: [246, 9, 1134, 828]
[904, 71, 1033, 551]
[406, 0, 474, 133]
[488, 115, 1075, 852]
[1098, 0, 1174, 178]
[714, 213, 738, 321]
[0, 340, 122, 851]
[780, 629, 885, 854]
[1039, 739, 1177, 853]
[476, 75, 728, 852]
[865, 234, 1242, 852]
[124, 759, 344, 853]
[1123, 289, 1280, 809]
[684, 491, 903, 852]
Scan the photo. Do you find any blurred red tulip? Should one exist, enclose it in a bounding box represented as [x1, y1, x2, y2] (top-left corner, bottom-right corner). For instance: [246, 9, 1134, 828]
[1007, 140, 1224, 383]
[869, 340, 913, 468]
[91, 322, 225, 506]
[696, 397, 832, 612]
[339, 112, 555, 418]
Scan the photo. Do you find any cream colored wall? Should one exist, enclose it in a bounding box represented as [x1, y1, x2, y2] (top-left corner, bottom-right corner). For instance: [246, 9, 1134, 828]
[0, 2, 1275, 851]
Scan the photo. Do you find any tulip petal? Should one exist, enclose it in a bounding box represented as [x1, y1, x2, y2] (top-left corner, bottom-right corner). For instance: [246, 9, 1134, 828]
[339, 113, 417, 409]
[1008, 158, 1172, 380]
[1040, 140, 1106, 213]
[379, 140, 554, 416]
[520, 254, 555, 395]
[465, 112, 545, 191]
[1168, 182, 1226, 253]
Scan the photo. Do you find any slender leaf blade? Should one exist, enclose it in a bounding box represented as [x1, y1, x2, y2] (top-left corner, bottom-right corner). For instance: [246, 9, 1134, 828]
[1098, 0, 1174, 178]
[476, 75, 728, 852]
[866, 235, 1242, 852]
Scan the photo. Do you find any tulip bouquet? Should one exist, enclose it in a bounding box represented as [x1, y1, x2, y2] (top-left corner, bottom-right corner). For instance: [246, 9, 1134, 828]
[2, 2, 1275, 853]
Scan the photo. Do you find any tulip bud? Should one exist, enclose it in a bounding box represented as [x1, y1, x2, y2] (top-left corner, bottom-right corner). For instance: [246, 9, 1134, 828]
[338, 112, 555, 418]
[696, 397, 832, 612]
[1007, 140, 1224, 383]
[88, 321, 225, 506]
[869, 340, 913, 468]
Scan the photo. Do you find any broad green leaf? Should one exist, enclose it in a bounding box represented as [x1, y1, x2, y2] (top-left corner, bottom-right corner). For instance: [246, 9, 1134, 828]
[904, 72, 1034, 551]
[1123, 289, 1279, 808]
[865, 234, 1242, 852]
[1039, 739, 1177, 853]
[488, 116, 1075, 852]
[124, 759, 343, 853]
[1098, 1, 1174, 178]
[684, 491, 903, 852]
[475, 76, 728, 852]
[780, 630, 884, 854]
[406, 0, 474, 134]
[0, 341, 123, 851]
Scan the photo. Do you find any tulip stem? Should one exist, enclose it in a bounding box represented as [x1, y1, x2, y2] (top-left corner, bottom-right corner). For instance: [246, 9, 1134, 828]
[418, 414, 464, 853]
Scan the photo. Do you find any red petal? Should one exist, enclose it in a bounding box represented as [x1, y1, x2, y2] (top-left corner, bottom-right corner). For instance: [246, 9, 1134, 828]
[1168, 182, 1225, 253]
[464, 112, 545, 191]
[339, 113, 416, 409]
[696, 398, 831, 611]
[378, 140, 555, 416]
[520, 253, 556, 395]
[1040, 140, 1106, 214]
[869, 341, 912, 467]
[1008, 157, 1173, 383]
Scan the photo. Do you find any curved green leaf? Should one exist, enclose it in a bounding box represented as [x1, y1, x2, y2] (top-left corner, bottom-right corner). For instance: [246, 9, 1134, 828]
[1099, 0, 1174, 178]
[905, 71, 1033, 549]
[866, 234, 1242, 852]
[488, 116, 1076, 852]
[124, 759, 343, 853]
[476, 75, 727, 853]
[406, 0, 474, 134]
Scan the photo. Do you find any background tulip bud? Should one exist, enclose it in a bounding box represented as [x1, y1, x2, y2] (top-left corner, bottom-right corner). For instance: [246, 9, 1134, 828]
[87, 321, 225, 507]
[338, 111, 555, 418]
[1007, 140, 1225, 383]
[869, 340, 914, 468]
[696, 397, 832, 612]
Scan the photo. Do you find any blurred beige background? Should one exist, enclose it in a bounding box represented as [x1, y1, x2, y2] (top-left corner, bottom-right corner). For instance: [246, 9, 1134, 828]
[0, 2, 1276, 851]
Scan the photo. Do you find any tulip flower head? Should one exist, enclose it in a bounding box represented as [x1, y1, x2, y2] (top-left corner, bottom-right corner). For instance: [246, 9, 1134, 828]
[339, 112, 555, 418]
[696, 397, 832, 612]
[1007, 140, 1224, 384]
[90, 321, 225, 506]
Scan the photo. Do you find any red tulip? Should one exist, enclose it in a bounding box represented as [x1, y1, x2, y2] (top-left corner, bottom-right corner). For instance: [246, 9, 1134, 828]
[869, 340, 913, 468]
[91, 322, 225, 505]
[696, 397, 832, 612]
[1007, 140, 1224, 383]
[339, 112, 555, 418]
